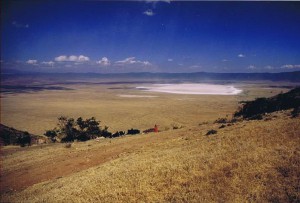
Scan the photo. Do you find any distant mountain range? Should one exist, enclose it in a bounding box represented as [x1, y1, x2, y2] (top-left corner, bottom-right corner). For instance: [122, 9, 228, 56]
[2, 71, 300, 82]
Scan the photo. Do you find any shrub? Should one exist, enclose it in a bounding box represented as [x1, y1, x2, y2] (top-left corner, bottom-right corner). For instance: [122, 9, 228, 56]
[171, 123, 183, 130]
[219, 124, 226, 129]
[214, 118, 227, 124]
[127, 128, 140, 135]
[17, 132, 31, 147]
[44, 129, 58, 142]
[248, 114, 263, 120]
[199, 121, 209, 126]
[206, 129, 217, 135]
[65, 143, 72, 148]
[291, 107, 300, 118]
[229, 118, 239, 123]
[112, 131, 125, 138]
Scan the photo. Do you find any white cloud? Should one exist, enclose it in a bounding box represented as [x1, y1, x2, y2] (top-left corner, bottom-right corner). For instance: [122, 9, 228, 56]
[54, 55, 90, 62]
[143, 9, 155, 16]
[69, 55, 78, 62]
[96, 57, 111, 66]
[143, 61, 151, 66]
[247, 65, 256, 70]
[41, 61, 55, 66]
[145, 0, 171, 3]
[78, 55, 90, 62]
[281, 64, 300, 69]
[238, 54, 245, 58]
[189, 65, 201, 69]
[115, 57, 136, 65]
[26, 59, 38, 64]
[264, 65, 274, 70]
[12, 21, 29, 28]
[115, 57, 152, 66]
[168, 58, 173, 62]
[222, 59, 228, 62]
[55, 55, 68, 62]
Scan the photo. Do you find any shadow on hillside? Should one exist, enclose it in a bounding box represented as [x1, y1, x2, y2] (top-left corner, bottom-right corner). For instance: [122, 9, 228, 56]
[1, 85, 73, 94]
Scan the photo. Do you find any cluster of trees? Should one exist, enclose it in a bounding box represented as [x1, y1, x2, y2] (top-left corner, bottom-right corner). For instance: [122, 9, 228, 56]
[44, 116, 111, 142]
[44, 116, 142, 142]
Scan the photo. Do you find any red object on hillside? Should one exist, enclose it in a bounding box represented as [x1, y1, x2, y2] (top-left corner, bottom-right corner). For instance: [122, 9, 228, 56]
[154, 124, 158, 133]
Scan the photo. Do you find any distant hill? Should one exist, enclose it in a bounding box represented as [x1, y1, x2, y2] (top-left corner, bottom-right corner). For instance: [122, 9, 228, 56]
[132, 71, 300, 82]
[2, 71, 300, 83]
[0, 124, 46, 146]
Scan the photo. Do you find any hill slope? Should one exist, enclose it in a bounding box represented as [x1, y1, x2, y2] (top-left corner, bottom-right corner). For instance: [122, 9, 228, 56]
[0, 124, 45, 146]
[1, 110, 299, 202]
[234, 87, 300, 119]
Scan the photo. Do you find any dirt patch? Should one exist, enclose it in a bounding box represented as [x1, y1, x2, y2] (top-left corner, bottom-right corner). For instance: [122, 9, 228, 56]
[0, 132, 180, 193]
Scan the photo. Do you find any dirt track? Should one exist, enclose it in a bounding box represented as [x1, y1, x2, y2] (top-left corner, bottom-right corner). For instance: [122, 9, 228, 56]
[0, 131, 184, 194]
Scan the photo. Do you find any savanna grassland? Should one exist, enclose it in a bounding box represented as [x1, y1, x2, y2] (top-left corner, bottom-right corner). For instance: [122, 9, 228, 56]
[1, 76, 299, 202]
[0, 76, 290, 135]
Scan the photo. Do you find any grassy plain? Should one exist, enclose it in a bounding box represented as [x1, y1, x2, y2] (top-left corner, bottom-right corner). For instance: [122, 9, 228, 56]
[0, 78, 289, 135]
[1, 77, 299, 202]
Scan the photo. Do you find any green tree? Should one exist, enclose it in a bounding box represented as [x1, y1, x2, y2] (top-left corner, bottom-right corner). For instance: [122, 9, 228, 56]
[44, 116, 108, 142]
[57, 116, 77, 142]
[44, 129, 58, 142]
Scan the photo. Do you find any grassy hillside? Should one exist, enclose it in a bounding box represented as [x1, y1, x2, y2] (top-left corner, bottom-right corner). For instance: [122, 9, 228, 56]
[234, 87, 300, 119]
[0, 124, 46, 146]
[1, 110, 299, 202]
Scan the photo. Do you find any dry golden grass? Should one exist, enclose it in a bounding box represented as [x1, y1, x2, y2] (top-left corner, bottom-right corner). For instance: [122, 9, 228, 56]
[1, 111, 299, 202]
[1, 80, 299, 202]
[0, 81, 287, 135]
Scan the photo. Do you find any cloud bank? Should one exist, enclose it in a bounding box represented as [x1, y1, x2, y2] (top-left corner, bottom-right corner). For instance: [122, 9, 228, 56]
[145, 0, 171, 3]
[12, 21, 29, 28]
[115, 57, 151, 66]
[41, 61, 55, 66]
[143, 9, 155, 16]
[26, 59, 37, 64]
[96, 57, 110, 66]
[55, 55, 90, 62]
[281, 64, 300, 69]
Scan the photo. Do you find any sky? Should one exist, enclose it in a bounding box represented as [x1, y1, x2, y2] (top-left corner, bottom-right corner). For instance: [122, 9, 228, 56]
[1, 0, 300, 73]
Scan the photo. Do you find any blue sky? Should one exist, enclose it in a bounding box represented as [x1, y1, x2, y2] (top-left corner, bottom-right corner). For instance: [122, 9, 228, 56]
[1, 0, 300, 73]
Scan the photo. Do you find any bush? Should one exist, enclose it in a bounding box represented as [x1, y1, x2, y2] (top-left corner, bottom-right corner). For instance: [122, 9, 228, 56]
[219, 124, 226, 129]
[44, 129, 58, 142]
[199, 121, 209, 126]
[214, 118, 227, 124]
[291, 107, 300, 118]
[17, 132, 31, 147]
[65, 143, 72, 148]
[229, 118, 239, 123]
[206, 129, 217, 135]
[171, 123, 183, 130]
[127, 128, 140, 135]
[248, 114, 263, 120]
